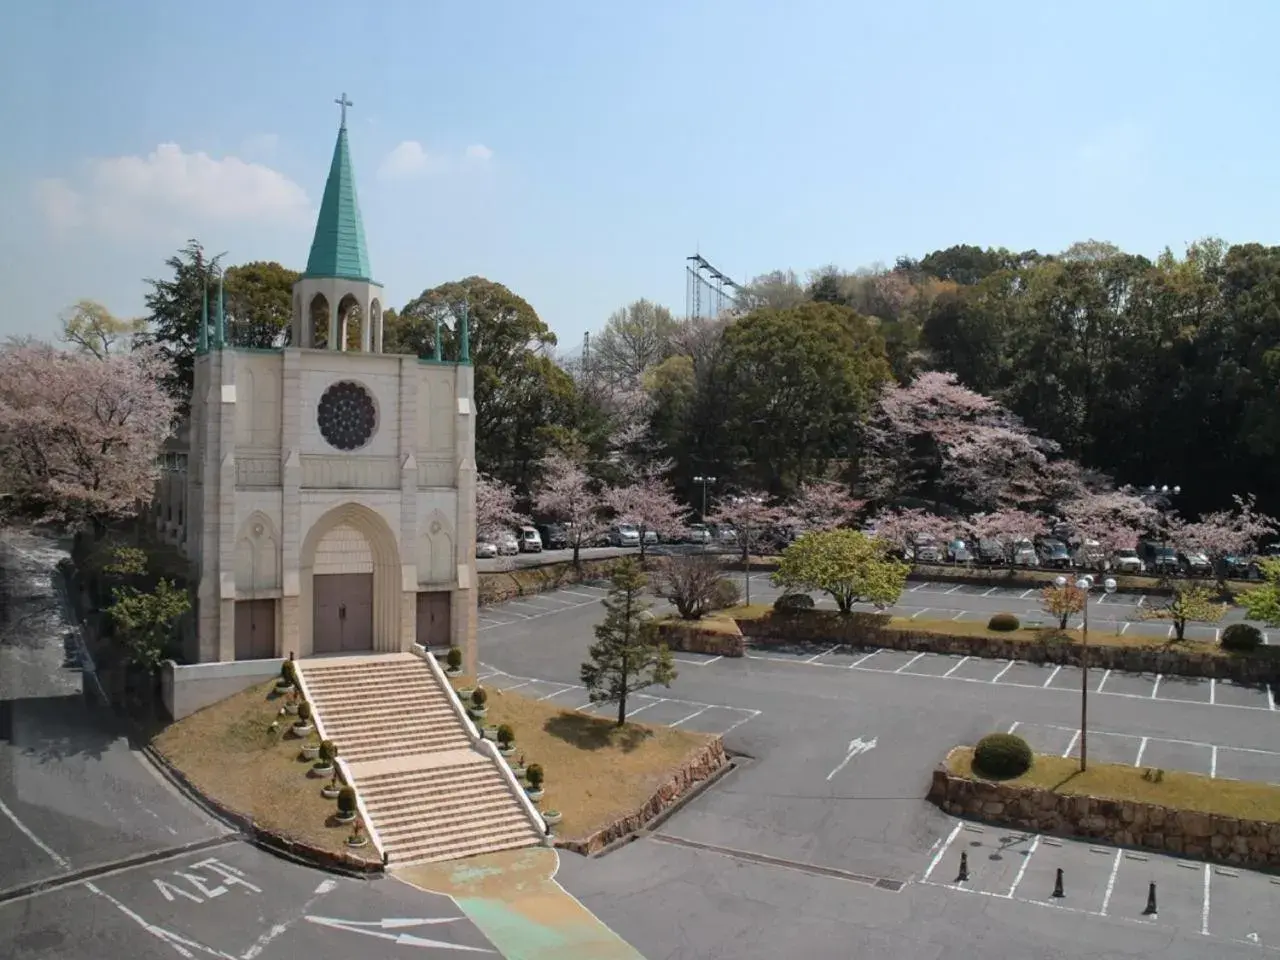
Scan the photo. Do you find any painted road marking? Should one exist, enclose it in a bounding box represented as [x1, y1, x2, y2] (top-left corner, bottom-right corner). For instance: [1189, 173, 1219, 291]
[943, 657, 969, 678]
[1133, 737, 1149, 767]
[1099, 849, 1123, 916]
[826, 736, 878, 780]
[306, 916, 492, 952]
[1151, 674, 1163, 699]
[670, 706, 710, 727]
[910, 608, 930, 619]
[1042, 665, 1062, 688]
[991, 661, 1015, 683]
[1006, 835, 1040, 898]
[806, 644, 842, 663]
[895, 653, 927, 674]
[0, 796, 70, 869]
[1062, 730, 1080, 757]
[921, 822, 963, 882]
[982, 587, 998, 597]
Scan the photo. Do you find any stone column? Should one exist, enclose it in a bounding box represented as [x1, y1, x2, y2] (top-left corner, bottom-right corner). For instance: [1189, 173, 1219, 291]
[280, 349, 303, 658]
[453, 363, 478, 678]
[215, 354, 238, 663]
[398, 357, 419, 652]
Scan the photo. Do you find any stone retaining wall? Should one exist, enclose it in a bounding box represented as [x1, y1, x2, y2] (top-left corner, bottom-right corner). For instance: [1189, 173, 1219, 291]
[927, 763, 1280, 869]
[478, 558, 621, 606]
[655, 620, 745, 657]
[737, 612, 1280, 685]
[557, 739, 729, 856]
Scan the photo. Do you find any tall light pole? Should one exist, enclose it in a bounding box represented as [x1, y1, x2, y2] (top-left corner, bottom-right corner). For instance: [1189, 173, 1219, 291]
[1056, 573, 1117, 771]
[693, 476, 717, 521]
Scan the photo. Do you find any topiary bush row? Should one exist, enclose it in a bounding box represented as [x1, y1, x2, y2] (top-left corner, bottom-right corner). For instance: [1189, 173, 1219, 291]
[973, 732, 1033, 779]
[1221, 623, 1263, 653]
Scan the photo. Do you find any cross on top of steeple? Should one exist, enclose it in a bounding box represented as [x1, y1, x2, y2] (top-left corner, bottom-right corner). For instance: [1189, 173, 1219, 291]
[334, 92, 353, 129]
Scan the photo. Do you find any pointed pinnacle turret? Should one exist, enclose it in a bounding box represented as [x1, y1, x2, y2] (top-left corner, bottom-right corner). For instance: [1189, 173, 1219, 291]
[304, 95, 373, 282]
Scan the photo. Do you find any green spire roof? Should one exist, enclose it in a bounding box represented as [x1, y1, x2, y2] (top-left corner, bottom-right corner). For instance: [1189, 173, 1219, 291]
[305, 121, 374, 282]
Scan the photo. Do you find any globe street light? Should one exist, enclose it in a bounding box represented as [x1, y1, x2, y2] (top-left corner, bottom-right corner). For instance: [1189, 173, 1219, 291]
[693, 476, 717, 521]
[1056, 573, 1117, 771]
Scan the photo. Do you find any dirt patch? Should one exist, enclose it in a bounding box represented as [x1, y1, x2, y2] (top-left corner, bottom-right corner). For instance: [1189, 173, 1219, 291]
[452, 678, 713, 841]
[152, 680, 374, 862]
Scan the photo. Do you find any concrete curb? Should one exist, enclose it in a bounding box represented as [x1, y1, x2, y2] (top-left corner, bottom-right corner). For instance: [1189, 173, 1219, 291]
[139, 743, 384, 879]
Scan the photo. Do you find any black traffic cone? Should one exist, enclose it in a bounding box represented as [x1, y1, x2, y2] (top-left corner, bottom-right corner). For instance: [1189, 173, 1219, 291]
[956, 851, 969, 883]
[1143, 882, 1157, 916]
[1052, 867, 1064, 898]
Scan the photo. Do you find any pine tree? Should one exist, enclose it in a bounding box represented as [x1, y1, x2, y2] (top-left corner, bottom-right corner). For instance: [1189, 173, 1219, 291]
[141, 239, 224, 408]
[580, 559, 676, 726]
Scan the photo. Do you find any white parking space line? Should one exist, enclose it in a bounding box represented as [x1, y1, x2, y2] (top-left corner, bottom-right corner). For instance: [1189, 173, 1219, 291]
[910, 608, 930, 619]
[558, 589, 604, 601]
[1118, 622, 1130, 635]
[626, 701, 660, 718]
[1271, 686, 1277, 712]
[806, 644, 842, 664]
[943, 657, 969, 678]
[1008, 721, 1020, 734]
[991, 662, 1014, 683]
[982, 587, 998, 597]
[1099, 849, 1123, 916]
[1019, 588, 1036, 599]
[922, 822, 964, 882]
[951, 610, 966, 621]
[909, 582, 931, 592]
[1042, 665, 1062, 688]
[1211, 745, 1218, 778]
[670, 706, 710, 727]
[1006, 835, 1040, 898]
[896, 652, 928, 673]
[1134, 737, 1148, 766]
[945, 584, 964, 595]
[1202, 863, 1212, 937]
[849, 650, 881, 668]
[536, 683, 578, 700]
[1209, 678, 1216, 705]
[1062, 729, 1080, 757]
[1151, 674, 1163, 699]
[1095, 669, 1111, 693]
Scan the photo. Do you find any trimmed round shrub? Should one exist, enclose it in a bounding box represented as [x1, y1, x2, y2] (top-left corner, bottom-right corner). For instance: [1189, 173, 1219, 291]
[710, 578, 741, 611]
[280, 660, 296, 683]
[497, 724, 515, 747]
[446, 646, 463, 670]
[471, 687, 487, 707]
[1221, 623, 1263, 653]
[973, 733, 1033, 779]
[296, 701, 312, 722]
[774, 592, 815, 612]
[526, 763, 544, 789]
[987, 612, 1021, 632]
[336, 785, 357, 815]
[319, 739, 338, 762]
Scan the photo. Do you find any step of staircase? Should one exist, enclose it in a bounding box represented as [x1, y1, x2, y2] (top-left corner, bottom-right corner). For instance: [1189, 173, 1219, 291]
[294, 655, 541, 864]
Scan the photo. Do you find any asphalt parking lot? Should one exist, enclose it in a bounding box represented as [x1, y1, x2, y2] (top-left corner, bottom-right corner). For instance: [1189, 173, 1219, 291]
[476, 580, 1280, 959]
[920, 817, 1280, 950]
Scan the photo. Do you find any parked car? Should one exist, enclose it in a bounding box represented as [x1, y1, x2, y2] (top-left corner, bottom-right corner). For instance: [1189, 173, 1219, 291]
[537, 523, 568, 550]
[608, 524, 641, 548]
[976, 539, 1004, 565]
[1110, 548, 1144, 574]
[1221, 554, 1261, 580]
[684, 523, 712, 545]
[1035, 538, 1072, 569]
[945, 539, 972, 563]
[716, 524, 739, 545]
[1179, 551, 1211, 576]
[1073, 539, 1106, 570]
[642, 528, 659, 546]
[1007, 539, 1039, 567]
[497, 531, 520, 556]
[1139, 540, 1179, 575]
[911, 534, 941, 563]
[475, 541, 498, 559]
[518, 526, 543, 553]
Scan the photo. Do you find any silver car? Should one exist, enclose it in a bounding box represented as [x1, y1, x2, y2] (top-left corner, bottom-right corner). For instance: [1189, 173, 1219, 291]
[609, 524, 641, 547]
[1008, 539, 1038, 567]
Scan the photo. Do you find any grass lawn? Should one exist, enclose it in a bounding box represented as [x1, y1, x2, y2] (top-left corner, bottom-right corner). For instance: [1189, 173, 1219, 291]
[152, 681, 372, 861]
[452, 676, 713, 841]
[948, 747, 1280, 822]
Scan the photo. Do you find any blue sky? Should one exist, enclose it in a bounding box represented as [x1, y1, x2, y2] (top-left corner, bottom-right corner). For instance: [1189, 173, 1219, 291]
[2, 0, 1277, 350]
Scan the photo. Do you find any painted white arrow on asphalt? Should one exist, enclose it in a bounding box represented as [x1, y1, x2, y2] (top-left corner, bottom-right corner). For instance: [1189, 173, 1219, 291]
[305, 916, 496, 951]
[826, 736, 878, 781]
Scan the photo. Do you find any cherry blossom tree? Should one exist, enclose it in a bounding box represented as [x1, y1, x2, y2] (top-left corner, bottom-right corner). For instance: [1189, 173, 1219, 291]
[863, 371, 1066, 511]
[604, 473, 688, 561]
[1164, 495, 1277, 573]
[0, 341, 176, 532]
[965, 509, 1048, 545]
[709, 491, 783, 606]
[476, 473, 526, 543]
[1058, 491, 1157, 553]
[785, 478, 865, 533]
[870, 507, 959, 555]
[534, 453, 607, 565]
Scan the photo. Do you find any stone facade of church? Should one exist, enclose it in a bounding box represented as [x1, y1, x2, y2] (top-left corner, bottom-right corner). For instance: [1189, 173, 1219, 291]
[151, 108, 478, 675]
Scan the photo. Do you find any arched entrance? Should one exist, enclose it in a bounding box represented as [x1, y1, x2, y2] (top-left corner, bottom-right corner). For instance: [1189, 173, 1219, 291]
[299, 503, 402, 655]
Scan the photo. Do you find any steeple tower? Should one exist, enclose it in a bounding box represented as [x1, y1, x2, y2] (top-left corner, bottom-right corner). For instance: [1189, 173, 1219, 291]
[291, 94, 385, 352]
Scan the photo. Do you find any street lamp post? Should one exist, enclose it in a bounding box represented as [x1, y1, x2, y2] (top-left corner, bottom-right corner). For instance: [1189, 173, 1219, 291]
[693, 476, 717, 521]
[1056, 573, 1117, 771]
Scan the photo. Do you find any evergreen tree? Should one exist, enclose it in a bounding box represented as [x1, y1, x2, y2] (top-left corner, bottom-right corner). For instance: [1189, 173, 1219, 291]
[141, 239, 223, 407]
[580, 559, 676, 726]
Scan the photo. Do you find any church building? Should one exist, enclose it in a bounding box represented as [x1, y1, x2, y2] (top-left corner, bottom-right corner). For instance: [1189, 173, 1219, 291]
[156, 97, 479, 676]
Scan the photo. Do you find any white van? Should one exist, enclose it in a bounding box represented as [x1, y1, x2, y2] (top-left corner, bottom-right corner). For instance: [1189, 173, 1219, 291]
[519, 526, 543, 553]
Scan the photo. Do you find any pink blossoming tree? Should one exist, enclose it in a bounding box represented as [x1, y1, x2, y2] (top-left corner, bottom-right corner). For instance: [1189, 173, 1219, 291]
[534, 453, 607, 566]
[0, 342, 176, 532]
[1058, 491, 1157, 554]
[964, 509, 1048, 546]
[709, 491, 783, 605]
[475, 473, 526, 544]
[870, 507, 959, 555]
[604, 473, 688, 562]
[1164, 494, 1277, 573]
[785, 479, 865, 533]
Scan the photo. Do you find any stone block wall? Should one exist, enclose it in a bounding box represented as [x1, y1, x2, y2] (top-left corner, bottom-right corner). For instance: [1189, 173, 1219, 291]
[927, 765, 1280, 869]
[655, 620, 744, 657]
[477, 558, 621, 606]
[737, 612, 1280, 685]
[557, 739, 728, 855]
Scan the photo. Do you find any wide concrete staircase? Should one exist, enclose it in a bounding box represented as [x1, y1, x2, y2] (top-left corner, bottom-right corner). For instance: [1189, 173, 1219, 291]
[294, 652, 543, 865]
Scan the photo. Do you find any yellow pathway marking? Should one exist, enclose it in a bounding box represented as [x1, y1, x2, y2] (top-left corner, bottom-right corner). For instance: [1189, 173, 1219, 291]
[396, 847, 645, 960]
